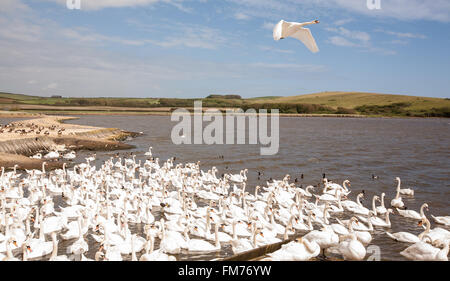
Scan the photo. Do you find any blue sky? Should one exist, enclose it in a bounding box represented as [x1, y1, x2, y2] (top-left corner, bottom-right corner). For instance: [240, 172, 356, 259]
[0, 0, 449, 98]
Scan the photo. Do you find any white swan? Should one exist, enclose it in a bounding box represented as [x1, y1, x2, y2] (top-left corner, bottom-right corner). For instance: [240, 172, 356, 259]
[230, 222, 260, 254]
[63, 151, 76, 160]
[400, 236, 449, 261]
[369, 209, 393, 228]
[268, 237, 320, 261]
[139, 235, 176, 261]
[396, 177, 414, 196]
[144, 146, 153, 157]
[184, 224, 221, 252]
[49, 232, 71, 261]
[396, 203, 428, 220]
[385, 218, 429, 244]
[338, 232, 366, 261]
[273, 19, 320, 53]
[391, 177, 404, 208]
[303, 225, 339, 254]
[375, 193, 387, 215]
[66, 217, 88, 255]
[44, 151, 59, 159]
[431, 215, 450, 226]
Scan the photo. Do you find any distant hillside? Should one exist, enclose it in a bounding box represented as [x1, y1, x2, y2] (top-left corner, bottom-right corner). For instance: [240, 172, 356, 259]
[250, 91, 449, 110]
[0, 91, 449, 117]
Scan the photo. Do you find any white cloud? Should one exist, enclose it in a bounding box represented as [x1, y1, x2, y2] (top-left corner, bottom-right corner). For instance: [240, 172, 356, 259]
[375, 29, 426, 39]
[326, 27, 371, 45]
[259, 46, 294, 54]
[326, 26, 395, 55]
[250, 63, 326, 72]
[43, 0, 195, 12]
[226, 0, 450, 22]
[330, 0, 450, 22]
[328, 36, 357, 47]
[45, 82, 59, 89]
[234, 12, 250, 20]
[334, 18, 353, 26]
[0, 0, 30, 12]
[262, 22, 275, 31]
[127, 20, 232, 49]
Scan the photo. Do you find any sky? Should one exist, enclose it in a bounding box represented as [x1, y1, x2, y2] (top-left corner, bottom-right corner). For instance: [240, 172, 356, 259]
[0, 0, 449, 99]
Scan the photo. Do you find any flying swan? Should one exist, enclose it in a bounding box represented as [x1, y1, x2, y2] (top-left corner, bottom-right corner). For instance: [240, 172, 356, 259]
[273, 19, 320, 53]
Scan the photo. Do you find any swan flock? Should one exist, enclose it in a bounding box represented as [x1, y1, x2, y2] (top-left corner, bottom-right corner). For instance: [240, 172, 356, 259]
[0, 149, 448, 261]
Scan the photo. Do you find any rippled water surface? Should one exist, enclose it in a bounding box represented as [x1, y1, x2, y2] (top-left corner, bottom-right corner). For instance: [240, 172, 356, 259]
[3, 115, 449, 261]
[62, 115, 450, 261]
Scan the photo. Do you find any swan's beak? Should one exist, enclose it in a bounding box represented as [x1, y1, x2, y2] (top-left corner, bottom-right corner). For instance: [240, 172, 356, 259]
[13, 241, 18, 247]
[27, 246, 32, 252]
[418, 221, 423, 226]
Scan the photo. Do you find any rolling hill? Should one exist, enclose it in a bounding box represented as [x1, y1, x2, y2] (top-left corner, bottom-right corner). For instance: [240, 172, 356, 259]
[1, 91, 449, 117]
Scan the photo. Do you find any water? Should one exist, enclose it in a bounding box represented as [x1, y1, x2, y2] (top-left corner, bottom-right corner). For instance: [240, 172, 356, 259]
[3, 115, 449, 260]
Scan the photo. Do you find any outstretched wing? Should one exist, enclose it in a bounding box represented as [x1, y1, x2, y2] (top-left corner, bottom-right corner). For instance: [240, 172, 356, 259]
[290, 27, 319, 53]
[273, 20, 290, 40]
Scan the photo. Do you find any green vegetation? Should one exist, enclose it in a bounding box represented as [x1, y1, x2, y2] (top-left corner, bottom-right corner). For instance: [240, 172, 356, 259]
[1, 91, 449, 117]
[206, 94, 242, 99]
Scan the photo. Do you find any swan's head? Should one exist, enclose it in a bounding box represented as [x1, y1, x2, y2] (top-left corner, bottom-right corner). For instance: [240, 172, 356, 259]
[314, 19, 320, 24]
[350, 217, 359, 225]
[423, 203, 429, 211]
[395, 177, 400, 181]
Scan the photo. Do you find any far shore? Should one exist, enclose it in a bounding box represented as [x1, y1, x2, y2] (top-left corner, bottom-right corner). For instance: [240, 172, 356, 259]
[4, 110, 447, 119]
[0, 113, 137, 170]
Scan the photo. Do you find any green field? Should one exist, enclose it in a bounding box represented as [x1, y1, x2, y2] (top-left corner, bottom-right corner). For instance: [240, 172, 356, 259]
[1, 91, 449, 117]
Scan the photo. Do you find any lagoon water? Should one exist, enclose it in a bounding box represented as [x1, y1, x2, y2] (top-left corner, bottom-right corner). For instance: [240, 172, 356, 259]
[61, 115, 450, 261]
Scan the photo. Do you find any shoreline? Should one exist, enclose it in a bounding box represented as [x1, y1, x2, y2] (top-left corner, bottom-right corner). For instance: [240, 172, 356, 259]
[3, 109, 448, 119]
[0, 114, 137, 170]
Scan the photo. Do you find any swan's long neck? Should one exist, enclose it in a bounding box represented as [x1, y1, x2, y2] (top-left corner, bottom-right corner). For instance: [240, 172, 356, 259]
[50, 234, 58, 260]
[303, 239, 316, 253]
[6, 240, 14, 259]
[342, 181, 349, 192]
[252, 227, 258, 247]
[367, 213, 374, 230]
[22, 246, 28, 261]
[307, 213, 313, 230]
[323, 206, 329, 225]
[347, 219, 355, 233]
[149, 235, 154, 254]
[395, 179, 401, 199]
[385, 211, 391, 225]
[419, 218, 431, 240]
[372, 197, 378, 215]
[357, 194, 363, 207]
[214, 224, 220, 248]
[131, 236, 137, 261]
[381, 194, 385, 208]
[232, 221, 237, 240]
[300, 21, 317, 27]
[420, 204, 427, 218]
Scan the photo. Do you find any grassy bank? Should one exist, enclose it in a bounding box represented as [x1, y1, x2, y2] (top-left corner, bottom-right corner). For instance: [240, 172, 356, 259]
[1, 91, 449, 117]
